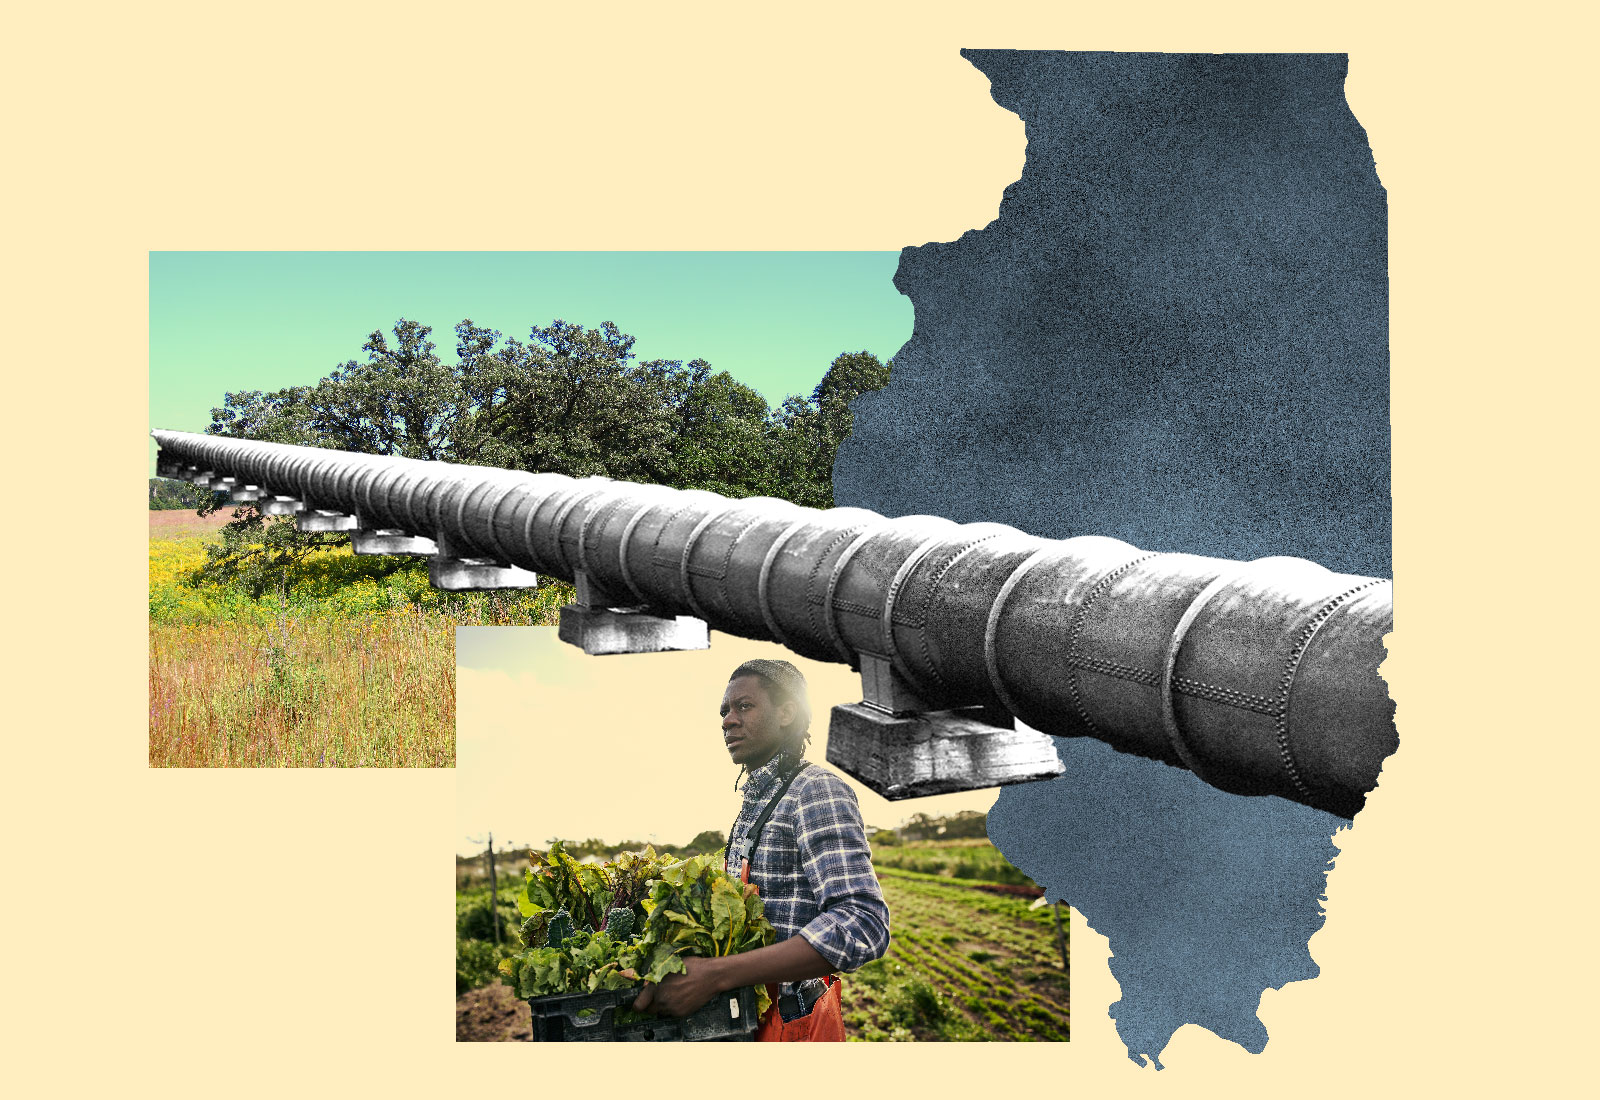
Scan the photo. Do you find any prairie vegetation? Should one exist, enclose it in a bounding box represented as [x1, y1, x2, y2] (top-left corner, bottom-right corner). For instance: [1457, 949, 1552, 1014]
[148, 518, 569, 767]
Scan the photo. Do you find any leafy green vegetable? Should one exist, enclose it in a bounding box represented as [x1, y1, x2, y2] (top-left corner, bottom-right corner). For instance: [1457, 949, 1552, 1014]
[629, 850, 777, 1014]
[518, 911, 551, 949]
[546, 909, 574, 948]
[515, 840, 672, 930]
[498, 841, 777, 1016]
[604, 907, 634, 940]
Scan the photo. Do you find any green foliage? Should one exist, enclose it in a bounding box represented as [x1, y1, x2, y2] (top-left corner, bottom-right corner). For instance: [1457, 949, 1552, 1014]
[516, 840, 673, 932]
[603, 908, 634, 940]
[457, 897, 516, 942]
[534, 832, 724, 861]
[148, 477, 213, 510]
[886, 977, 951, 1031]
[497, 842, 777, 1016]
[843, 871, 1069, 1041]
[553, 837, 649, 860]
[767, 351, 892, 509]
[457, 938, 516, 997]
[863, 816, 1036, 887]
[455, 891, 522, 995]
[679, 829, 727, 856]
[897, 810, 991, 842]
[203, 317, 892, 509]
[501, 842, 666, 1001]
[455, 840, 1070, 1040]
[150, 523, 572, 628]
[632, 851, 775, 986]
[518, 912, 549, 949]
[845, 960, 982, 1041]
[545, 909, 574, 948]
[188, 509, 354, 599]
[869, 842, 1036, 887]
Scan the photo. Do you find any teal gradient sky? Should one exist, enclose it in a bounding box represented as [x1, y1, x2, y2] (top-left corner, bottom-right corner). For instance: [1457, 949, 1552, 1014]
[149, 252, 911, 473]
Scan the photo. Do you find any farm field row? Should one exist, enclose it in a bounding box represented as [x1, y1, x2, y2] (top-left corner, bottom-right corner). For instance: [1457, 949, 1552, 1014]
[841, 869, 1068, 1041]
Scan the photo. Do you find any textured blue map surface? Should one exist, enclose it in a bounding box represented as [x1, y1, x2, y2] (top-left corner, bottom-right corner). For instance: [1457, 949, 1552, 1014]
[833, 51, 1390, 1067]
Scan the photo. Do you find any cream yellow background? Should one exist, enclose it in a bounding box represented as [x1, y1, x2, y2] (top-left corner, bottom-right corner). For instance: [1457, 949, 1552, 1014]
[8, 0, 1591, 1093]
[457, 630, 1006, 849]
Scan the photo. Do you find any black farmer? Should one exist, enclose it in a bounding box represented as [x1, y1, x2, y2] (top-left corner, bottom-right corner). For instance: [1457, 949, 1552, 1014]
[632, 659, 890, 1040]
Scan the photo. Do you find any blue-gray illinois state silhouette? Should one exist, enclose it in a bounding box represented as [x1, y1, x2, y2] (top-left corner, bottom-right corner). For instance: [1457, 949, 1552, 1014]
[833, 50, 1390, 1067]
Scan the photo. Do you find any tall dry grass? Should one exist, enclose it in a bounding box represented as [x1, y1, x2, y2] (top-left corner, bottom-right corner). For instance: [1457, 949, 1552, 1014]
[149, 513, 567, 768]
[149, 609, 458, 767]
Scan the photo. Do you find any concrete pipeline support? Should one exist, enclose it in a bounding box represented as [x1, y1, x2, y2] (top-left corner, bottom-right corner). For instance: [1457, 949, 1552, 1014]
[152, 429, 1396, 817]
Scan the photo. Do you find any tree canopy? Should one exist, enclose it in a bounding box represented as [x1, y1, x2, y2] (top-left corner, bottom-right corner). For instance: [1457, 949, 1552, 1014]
[191, 318, 890, 591]
[207, 317, 891, 507]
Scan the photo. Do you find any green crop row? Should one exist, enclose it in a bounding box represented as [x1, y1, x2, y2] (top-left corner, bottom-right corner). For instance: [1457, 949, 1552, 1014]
[869, 841, 1038, 886]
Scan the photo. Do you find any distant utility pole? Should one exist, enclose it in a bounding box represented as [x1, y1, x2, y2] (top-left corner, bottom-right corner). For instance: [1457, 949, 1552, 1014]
[1052, 901, 1067, 972]
[488, 832, 500, 946]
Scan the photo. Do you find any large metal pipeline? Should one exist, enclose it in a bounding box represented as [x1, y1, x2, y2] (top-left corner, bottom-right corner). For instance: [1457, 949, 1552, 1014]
[151, 429, 1396, 818]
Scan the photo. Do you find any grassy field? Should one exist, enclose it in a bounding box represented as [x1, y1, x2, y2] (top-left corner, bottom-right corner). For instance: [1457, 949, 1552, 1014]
[843, 869, 1069, 1041]
[870, 836, 1038, 886]
[149, 512, 569, 768]
[455, 839, 1068, 1041]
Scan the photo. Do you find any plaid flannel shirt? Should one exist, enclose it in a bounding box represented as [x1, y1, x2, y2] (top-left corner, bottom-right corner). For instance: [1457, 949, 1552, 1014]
[725, 752, 891, 991]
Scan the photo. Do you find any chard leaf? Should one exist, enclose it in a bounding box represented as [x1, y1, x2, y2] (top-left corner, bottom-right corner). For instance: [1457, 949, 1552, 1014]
[644, 941, 687, 984]
[712, 878, 744, 933]
[661, 910, 705, 931]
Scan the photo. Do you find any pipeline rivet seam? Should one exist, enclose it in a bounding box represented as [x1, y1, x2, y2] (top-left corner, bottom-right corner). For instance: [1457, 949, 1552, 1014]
[679, 511, 724, 621]
[756, 516, 814, 648]
[879, 530, 954, 693]
[906, 531, 1011, 693]
[806, 524, 872, 653]
[1170, 676, 1281, 717]
[640, 503, 706, 607]
[982, 546, 1060, 722]
[1065, 553, 1162, 736]
[550, 482, 611, 574]
[578, 489, 632, 579]
[1066, 654, 1161, 687]
[824, 520, 907, 664]
[1275, 579, 1389, 802]
[712, 506, 793, 622]
[831, 599, 883, 618]
[519, 475, 574, 573]
[618, 494, 670, 605]
[481, 478, 524, 566]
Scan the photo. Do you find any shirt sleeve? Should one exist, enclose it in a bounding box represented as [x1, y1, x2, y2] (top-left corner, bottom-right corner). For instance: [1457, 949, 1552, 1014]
[791, 771, 892, 972]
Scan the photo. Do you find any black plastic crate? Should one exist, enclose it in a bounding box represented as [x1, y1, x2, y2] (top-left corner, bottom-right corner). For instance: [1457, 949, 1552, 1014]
[527, 985, 761, 1042]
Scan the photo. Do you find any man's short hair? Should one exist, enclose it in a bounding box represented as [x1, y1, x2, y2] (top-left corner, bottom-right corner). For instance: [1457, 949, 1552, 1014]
[729, 658, 811, 738]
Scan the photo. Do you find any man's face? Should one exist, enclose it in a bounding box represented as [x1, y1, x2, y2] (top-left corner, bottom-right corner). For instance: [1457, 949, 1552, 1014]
[721, 674, 796, 769]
